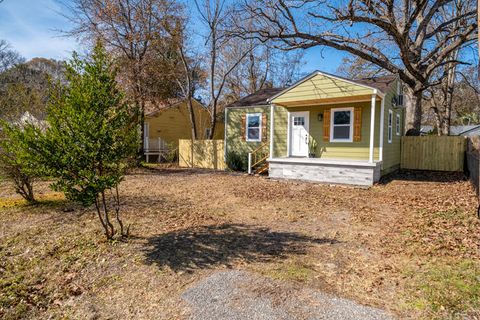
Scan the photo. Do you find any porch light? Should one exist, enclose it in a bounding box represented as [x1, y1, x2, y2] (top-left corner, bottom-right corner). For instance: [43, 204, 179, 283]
[317, 113, 323, 122]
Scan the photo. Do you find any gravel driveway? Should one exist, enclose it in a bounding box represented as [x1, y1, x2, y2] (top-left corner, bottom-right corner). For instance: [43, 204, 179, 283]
[182, 270, 394, 320]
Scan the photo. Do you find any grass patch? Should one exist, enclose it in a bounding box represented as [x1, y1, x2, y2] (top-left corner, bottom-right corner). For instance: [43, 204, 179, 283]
[405, 259, 480, 319]
[261, 260, 315, 282]
[0, 193, 66, 209]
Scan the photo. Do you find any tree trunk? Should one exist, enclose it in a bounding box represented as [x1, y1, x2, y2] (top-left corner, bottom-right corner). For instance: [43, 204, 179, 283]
[186, 97, 197, 140]
[208, 110, 216, 140]
[405, 86, 423, 135]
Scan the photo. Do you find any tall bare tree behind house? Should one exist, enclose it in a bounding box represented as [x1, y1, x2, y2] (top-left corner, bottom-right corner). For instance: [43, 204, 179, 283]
[61, 0, 183, 155]
[237, 0, 477, 134]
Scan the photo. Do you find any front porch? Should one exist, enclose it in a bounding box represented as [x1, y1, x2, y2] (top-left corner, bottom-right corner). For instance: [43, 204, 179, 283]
[263, 71, 394, 186]
[268, 157, 382, 186]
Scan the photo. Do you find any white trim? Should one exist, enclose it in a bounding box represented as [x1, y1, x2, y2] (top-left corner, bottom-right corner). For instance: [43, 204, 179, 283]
[287, 110, 291, 156]
[268, 70, 386, 103]
[369, 94, 376, 163]
[269, 105, 274, 159]
[245, 112, 262, 142]
[379, 98, 385, 162]
[225, 105, 270, 109]
[224, 108, 228, 162]
[289, 111, 310, 157]
[388, 109, 393, 143]
[396, 113, 401, 136]
[330, 107, 354, 143]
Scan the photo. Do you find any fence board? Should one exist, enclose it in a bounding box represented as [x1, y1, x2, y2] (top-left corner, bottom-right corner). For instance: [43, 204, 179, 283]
[401, 136, 466, 172]
[466, 151, 479, 197]
[179, 139, 226, 170]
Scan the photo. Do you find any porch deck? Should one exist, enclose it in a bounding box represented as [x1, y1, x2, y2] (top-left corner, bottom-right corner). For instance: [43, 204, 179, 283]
[268, 157, 382, 186]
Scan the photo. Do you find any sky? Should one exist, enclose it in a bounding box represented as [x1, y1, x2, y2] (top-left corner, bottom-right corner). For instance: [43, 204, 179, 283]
[0, 0, 346, 73]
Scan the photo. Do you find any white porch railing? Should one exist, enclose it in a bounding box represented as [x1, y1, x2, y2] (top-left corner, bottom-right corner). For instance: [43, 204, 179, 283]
[144, 137, 172, 162]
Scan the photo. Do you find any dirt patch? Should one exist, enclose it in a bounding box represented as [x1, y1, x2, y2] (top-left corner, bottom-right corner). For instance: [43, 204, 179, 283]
[0, 167, 478, 319]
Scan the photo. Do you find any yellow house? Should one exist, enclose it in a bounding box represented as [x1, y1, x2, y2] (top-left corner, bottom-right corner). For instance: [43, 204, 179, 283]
[144, 99, 224, 162]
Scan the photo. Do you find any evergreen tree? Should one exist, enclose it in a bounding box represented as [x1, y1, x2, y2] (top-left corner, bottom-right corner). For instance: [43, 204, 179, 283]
[32, 43, 137, 239]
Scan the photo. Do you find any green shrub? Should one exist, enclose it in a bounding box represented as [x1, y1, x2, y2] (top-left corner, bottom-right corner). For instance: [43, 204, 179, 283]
[29, 43, 137, 239]
[226, 151, 248, 172]
[0, 122, 43, 203]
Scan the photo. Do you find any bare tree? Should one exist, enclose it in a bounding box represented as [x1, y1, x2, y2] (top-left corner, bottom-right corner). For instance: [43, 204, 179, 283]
[237, 0, 478, 134]
[195, 0, 254, 140]
[223, 36, 304, 102]
[0, 40, 24, 72]
[60, 0, 182, 154]
[337, 55, 390, 79]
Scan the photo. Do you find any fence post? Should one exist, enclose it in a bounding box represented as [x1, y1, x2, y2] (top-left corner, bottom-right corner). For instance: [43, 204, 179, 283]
[248, 153, 252, 174]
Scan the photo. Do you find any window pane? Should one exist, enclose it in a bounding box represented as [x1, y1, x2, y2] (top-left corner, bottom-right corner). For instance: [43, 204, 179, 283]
[248, 115, 260, 127]
[247, 128, 260, 140]
[333, 111, 351, 125]
[294, 117, 305, 126]
[333, 126, 350, 139]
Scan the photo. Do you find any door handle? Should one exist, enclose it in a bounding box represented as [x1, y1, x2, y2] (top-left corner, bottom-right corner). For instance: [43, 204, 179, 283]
[305, 135, 308, 144]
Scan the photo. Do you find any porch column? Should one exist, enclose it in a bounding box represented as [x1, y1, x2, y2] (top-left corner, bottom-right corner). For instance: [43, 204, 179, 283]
[269, 104, 275, 159]
[369, 93, 377, 163]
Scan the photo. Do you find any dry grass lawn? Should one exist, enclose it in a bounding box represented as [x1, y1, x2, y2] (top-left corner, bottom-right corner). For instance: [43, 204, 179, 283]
[0, 167, 479, 319]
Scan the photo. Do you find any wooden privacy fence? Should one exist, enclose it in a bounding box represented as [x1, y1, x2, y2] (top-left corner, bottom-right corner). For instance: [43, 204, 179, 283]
[178, 139, 226, 170]
[401, 136, 466, 172]
[466, 151, 479, 197]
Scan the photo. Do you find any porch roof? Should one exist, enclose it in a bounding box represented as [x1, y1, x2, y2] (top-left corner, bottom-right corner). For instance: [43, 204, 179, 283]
[269, 71, 396, 107]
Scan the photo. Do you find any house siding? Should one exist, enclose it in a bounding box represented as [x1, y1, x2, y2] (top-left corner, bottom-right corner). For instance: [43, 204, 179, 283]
[145, 100, 223, 148]
[272, 102, 381, 161]
[225, 76, 403, 180]
[225, 106, 270, 157]
[381, 79, 404, 175]
[272, 73, 375, 104]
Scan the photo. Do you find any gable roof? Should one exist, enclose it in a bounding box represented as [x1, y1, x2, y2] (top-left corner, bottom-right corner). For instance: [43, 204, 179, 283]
[354, 75, 398, 94]
[145, 98, 206, 117]
[269, 70, 397, 104]
[226, 88, 284, 108]
[421, 125, 480, 136]
[452, 125, 480, 136]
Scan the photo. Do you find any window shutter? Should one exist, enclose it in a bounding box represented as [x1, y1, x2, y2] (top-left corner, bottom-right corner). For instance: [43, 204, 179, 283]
[354, 107, 362, 142]
[323, 109, 331, 141]
[262, 113, 267, 142]
[241, 114, 246, 141]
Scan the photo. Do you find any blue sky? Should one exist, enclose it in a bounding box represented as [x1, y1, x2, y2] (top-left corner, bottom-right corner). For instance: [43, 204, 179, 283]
[0, 0, 345, 73]
[0, 0, 78, 60]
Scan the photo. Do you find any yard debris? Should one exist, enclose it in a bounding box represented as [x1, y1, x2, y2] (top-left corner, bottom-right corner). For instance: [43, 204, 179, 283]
[0, 168, 478, 319]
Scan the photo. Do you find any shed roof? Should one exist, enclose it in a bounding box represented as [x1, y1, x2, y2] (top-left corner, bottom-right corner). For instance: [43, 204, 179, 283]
[226, 88, 284, 108]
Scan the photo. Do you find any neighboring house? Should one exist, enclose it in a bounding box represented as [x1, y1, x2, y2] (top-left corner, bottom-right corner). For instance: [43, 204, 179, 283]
[225, 70, 405, 186]
[421, 125, 480, 137]
[144, 99, 224, 162]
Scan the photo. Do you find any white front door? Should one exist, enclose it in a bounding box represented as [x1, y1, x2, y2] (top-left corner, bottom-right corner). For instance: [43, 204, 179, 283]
[290, 112, 309, 157]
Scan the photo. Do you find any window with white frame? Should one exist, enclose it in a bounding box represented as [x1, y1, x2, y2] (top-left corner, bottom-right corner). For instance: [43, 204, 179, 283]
[246, 113, 262, 142]
[330, 108, 353, 142]
[388, 110, 393, 143]
[396, 114, 401, 136]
